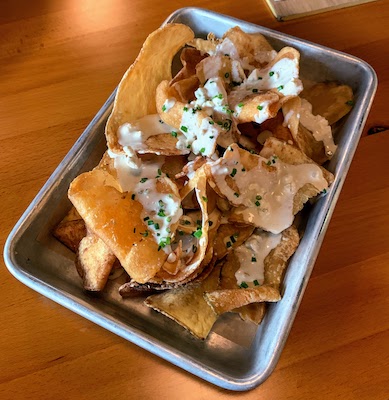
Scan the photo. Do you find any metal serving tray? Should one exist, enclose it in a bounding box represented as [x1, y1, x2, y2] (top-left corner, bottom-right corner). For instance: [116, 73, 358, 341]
[4, 7, 377, 391]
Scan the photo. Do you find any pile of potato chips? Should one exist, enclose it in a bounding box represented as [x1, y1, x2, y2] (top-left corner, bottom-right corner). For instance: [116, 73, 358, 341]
[54, 23, 353, 339]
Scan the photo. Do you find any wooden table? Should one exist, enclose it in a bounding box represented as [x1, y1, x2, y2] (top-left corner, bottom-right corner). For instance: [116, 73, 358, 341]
[1, 1, 388, 399]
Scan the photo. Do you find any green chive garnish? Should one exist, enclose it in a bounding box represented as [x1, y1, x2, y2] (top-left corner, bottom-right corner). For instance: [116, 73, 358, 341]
[181, 125, 188, 133]
[240, 282, 248, 288]
[257, 105, 263, 110]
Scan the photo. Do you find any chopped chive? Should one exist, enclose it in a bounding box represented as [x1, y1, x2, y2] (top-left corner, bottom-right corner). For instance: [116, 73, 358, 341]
[346, 100, 355, 106]
[238, 102, 244, 108]
[226, 241, 232, 248]
[186, 144, 191, 149]
[230, 235, 236, 244]
[133, 228, 136, 233]
[225, 72, 230, 78]
[131, 194, 135, 200]
[193, 229, 202, 238]
[240, 282, 248, 288]
[251, 257, 257, 262]
[213, 93, 223, 100]
[166, 216, 172, 223]
[202, 196, 208, 202]
[277, 85, 284, 91]
[252, 88, 258, 93]
[230, 168, 237, 177]
[141, 230, 149, 237]
[234, 192, 239, 197]
[183, 220, 191, 225]
[269, 71, 274, 77]
[266, 160, 272, 166]
[256, 195, 262, 200]
[200, 147, 205, 153]
[192, 245, 198, 253]
[257, 76, 263, 80]
[178, 230, 184, 236]
[140, 177, 148, 183]
[147, 220, 154, 226]
[257, 105, 263, 110]
[208, 221, 213, 227]
[171, 131, 178, 137]
[255, 200, 261, 207]
[162, 104, 167, 112]
[158, 210, 166, 217]
[154, 223, 160, 230]
[183, 106, 188, 112]
[143, 216, 150, 221]
[209, 120, 214, 125]
[253, 279, 260, 286]
[181, 125, 188, 133]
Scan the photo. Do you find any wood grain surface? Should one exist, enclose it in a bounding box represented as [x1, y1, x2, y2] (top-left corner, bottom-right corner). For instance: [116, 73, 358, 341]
[1, 1, 388, 399]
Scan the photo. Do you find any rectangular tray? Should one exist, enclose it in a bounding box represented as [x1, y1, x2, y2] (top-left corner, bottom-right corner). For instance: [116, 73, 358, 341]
[4, 7, 377, 391]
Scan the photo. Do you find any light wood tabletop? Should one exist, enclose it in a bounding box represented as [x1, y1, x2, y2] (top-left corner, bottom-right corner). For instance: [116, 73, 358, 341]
[1, 1, 388, 399]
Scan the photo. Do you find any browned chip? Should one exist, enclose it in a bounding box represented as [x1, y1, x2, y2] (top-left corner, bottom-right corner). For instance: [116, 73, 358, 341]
[213, 223, 255, 260]
[75, 233, 116, 291]
[259, 136, 334, 185]
[204, 285, 280, 316]
[145, 263, 221, 339]
[140, 133, 189, 156]
[301, 82, 354, 125]
[53, 218, 86, 253]
[264, 225, 300, 289]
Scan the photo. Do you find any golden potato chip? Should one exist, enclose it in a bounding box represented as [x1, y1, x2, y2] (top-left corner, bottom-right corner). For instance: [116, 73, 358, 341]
[145, 263, 221, 339]
[259, 136, 334, 184]
[75, 232, 116, 291]
[213, 223, 255, 260]
[301, 81, 354, 125]
[105, 24, 194, 153]
[223, 26, 276, 68]
[205, 285, 280, 316]
[264, 225, 299, 289]
[68, 169, 167, 283]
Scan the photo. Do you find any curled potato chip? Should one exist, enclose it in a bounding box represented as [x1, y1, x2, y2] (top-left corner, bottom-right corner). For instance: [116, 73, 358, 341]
[169, 47, 207, 102]
[301, 82, 354, 125]
[222, 26, 276, 68]
[205, 285, 280, 316]
[150, 167, 210, 284]
[105, 24, 194, 154]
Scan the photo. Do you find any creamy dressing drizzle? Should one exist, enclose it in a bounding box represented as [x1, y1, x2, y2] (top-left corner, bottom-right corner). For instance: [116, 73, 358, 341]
[178, 77, 233, 156]
[299, 98, 337, 157]
[118, 114, 175, 154]
[234, 230, 281, 286]
[108, 150, 182, 254]
[210, 146, 328, 234]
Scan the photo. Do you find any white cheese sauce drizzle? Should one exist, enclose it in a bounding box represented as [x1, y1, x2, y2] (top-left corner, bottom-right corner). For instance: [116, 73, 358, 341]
[234, 230, 281, 287]
[210, 146, 328, 234]
[299, 98, 337, 157]
[108, 148, 182, 254]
